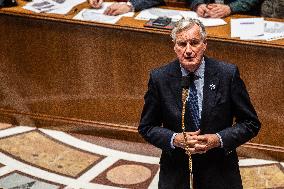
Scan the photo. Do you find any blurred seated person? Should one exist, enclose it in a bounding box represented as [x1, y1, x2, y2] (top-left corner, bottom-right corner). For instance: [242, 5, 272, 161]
[88, 0, 165, 15]
[261, 0, 284, 19]
[190, 0, 261, 18]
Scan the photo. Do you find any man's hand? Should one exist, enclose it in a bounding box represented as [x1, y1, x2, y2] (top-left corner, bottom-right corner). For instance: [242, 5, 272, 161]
[88, 0, 103, 9]
[173, 131, 221, 154]
[104, 3, 132, 16]
[206, 3, 231, 18]
[195, 134, 221, 152]
[195, 4, 210, 17]
[173, 130, 205, 154]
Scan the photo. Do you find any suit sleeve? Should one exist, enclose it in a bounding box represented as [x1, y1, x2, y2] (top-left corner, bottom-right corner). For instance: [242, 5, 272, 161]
[189, 0, 207, 10]
[138, 72, 176, 152]
[189, 0, 260, 14]
[228, 0, 260, 14]
[130, 0, 166, 11]
[218, 66, 261, 153]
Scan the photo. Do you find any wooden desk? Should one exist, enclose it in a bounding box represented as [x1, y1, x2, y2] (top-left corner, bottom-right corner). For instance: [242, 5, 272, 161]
[0, 2, 283, 161]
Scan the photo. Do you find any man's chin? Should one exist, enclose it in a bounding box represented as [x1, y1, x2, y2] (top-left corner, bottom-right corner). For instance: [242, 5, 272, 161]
[181, 60, 195, 66]
[180, 60, 200, 71]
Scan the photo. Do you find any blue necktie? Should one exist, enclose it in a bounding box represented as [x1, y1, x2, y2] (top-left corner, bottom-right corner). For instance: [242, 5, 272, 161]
[185, 73, 200, 131]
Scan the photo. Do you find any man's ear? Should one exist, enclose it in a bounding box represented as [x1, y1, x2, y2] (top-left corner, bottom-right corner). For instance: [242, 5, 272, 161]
[203, 39, 207, 50]
[173, 44, 178, 53]
[173, 40, 176, 47]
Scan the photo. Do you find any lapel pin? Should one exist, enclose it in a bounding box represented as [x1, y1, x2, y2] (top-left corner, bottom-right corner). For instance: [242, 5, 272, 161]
[209, 84, 216, 90]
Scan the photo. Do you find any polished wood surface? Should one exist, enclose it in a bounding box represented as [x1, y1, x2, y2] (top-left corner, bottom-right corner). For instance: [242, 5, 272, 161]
[0, 2, 283, 161]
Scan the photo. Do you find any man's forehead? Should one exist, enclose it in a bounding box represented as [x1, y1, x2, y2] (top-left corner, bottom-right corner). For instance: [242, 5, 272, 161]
[176, 28, 202, 41]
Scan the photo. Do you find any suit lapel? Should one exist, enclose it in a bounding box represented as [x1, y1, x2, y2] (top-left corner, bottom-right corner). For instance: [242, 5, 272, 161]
[200, 57, 220, 128]
[167, 60, 183, 111]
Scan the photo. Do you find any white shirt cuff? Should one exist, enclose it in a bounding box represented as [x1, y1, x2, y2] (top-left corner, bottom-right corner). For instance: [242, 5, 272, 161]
[170, 133, 178, 149]
[216, 133, 223, 148]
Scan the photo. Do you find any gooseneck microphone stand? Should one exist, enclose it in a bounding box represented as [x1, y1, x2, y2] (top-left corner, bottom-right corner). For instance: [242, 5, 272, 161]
[181, 76, 194, 189]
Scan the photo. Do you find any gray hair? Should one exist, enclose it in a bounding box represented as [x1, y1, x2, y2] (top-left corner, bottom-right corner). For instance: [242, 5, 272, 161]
[171, 18, 207, 42]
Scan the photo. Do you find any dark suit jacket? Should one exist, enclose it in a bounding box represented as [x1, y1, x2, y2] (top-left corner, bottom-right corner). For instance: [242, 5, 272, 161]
[130, 0, 165, 11]
[130, 0, 261, 15]
[189, 0, 261, 16]
[138, 57, 261, 189]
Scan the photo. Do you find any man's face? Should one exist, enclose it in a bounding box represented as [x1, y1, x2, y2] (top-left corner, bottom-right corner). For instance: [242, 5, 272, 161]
[174, 24, 207, 72]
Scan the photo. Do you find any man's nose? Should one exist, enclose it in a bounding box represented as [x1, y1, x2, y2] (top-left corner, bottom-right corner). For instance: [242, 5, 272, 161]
[184, 43, 193, 54]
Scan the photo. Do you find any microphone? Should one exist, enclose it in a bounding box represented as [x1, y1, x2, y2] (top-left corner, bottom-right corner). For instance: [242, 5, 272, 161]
[181, 75, 194, 189]
[181, 76, 190, 89]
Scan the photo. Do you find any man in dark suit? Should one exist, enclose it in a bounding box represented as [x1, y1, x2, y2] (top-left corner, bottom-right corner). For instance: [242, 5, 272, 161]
[261, 0, 284, 19]
[88, 0, 165, 16]
[138, 18, 261, 189]
[88, 0, 261, 16]
[190, 0, 261, 18]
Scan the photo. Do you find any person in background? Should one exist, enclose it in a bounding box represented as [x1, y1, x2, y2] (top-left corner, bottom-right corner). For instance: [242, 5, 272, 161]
[138, 18, 261, 188]
[189, 0, 262, 18]
[87, 0, 165, 15]
[261, 0, 284, 19]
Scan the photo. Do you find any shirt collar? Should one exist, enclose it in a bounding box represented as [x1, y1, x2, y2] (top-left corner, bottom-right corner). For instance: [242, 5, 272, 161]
[180, 57, 205, 79]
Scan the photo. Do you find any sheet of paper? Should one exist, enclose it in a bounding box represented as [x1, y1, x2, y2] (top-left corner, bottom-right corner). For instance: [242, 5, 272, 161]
[240, 21, 284, 41]
[264, 21, 284, 33]
[73, 9, 121, 24]
[231, 18, 264, 38]
[23, 0, 58, 13]
[198, 17, 227, 27]
[73, 3, 134, 24]
[23, 0, 85, 14]
[135, 8, 226, 27]
[79, 2, 133, 16]
[49, 0, 85, 14]
[240, 33, 284, 41]
[135, 8, 198, 22]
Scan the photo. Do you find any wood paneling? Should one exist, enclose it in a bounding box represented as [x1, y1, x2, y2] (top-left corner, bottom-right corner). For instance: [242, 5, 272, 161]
[0, 5, 283, 161]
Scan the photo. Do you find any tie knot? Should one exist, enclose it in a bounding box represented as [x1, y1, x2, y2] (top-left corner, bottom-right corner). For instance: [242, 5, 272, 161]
[181, 73, 197, 89]
[181, 76, 190, 89]
[188, 72, 196, 82]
